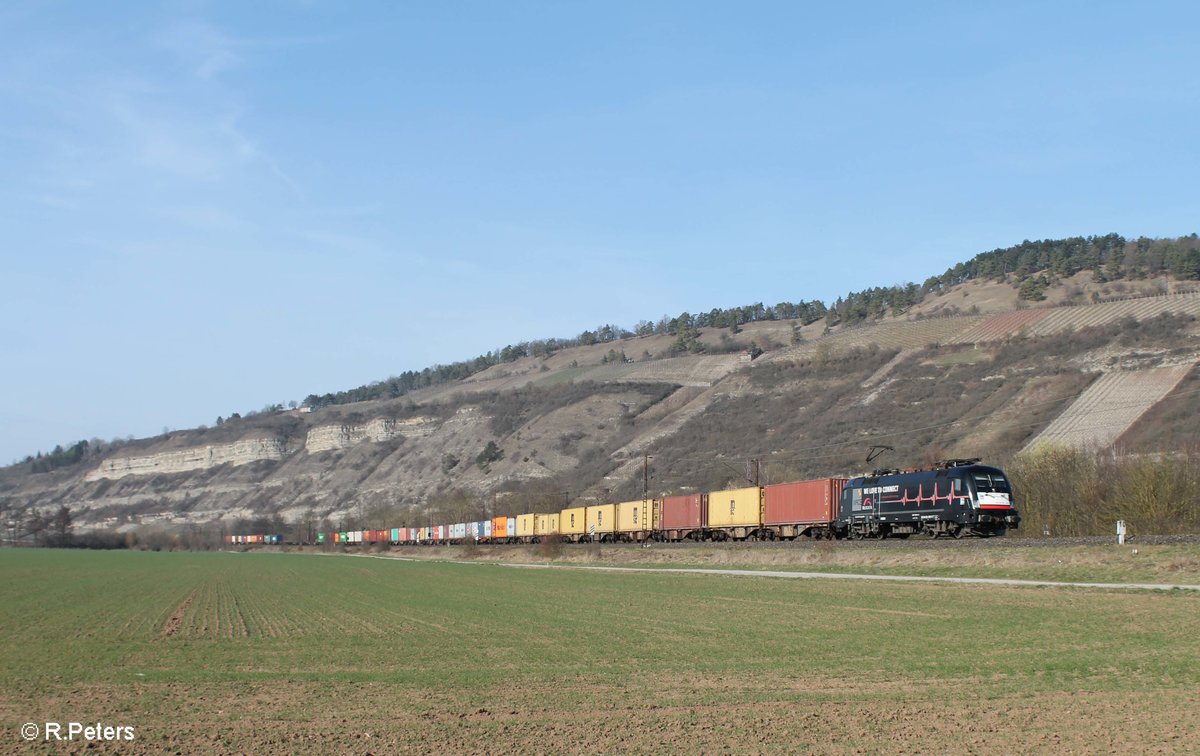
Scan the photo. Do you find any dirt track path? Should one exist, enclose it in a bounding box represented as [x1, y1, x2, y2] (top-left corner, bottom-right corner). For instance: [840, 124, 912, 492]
[330, 552, 1200, 592]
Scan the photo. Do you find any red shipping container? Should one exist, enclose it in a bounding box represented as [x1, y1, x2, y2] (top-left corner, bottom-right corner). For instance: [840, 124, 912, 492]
[763, 478, 846, 526]
[661, 493, 708, 530]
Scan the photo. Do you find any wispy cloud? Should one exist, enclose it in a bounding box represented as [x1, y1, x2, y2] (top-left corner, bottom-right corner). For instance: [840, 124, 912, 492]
[153, 20, 243, 81]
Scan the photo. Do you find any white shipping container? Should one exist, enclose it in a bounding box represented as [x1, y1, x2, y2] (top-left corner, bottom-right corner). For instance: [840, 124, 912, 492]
[507, 519, 516, 537]
[483, 521, 492, 538]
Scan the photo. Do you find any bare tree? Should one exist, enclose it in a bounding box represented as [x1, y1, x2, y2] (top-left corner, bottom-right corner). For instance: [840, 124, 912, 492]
[51, 505, 73, 547]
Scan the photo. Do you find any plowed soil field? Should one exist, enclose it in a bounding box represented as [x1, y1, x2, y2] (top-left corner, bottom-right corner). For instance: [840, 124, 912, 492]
[2, 549, 1197, 753]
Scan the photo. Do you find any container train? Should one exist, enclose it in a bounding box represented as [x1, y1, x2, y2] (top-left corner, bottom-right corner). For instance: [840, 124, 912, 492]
[228, 460, 1019, 547]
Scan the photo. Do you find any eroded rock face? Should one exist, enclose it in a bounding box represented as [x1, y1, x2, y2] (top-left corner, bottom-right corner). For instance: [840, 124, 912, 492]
[305, 417, 436, 452]
[85, 437, 291, 481]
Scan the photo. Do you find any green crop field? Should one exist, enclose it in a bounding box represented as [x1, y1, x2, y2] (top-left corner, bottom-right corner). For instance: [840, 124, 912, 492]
[1, 549, 1198, 752]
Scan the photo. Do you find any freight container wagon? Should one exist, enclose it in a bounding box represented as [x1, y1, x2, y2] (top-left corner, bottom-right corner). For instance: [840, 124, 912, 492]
[492, 517, 509, 543]
[433, 525, 445, 542]
[483, 520, 493, 540]
[585, 504, 617, 542]
[317, 532, 326, 544]
[516, 514, 536, 541]
[389, 528, 400, 543]
[535, 513, 560, 542]
[615, 499, 656, 541]
[763, 478, 846, 539]
[449, 523, 466, 542]
[660, 493, 707, 541]
[707, 486, 764, 540]
[560, 507, 587, 541]
[265, 534, 282, 545]
[507, 518, 516, 538]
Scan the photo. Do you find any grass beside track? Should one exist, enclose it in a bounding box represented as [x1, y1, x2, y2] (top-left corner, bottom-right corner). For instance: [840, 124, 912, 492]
[376, 540, 1200, 586]
[1, 548, 1198, 752]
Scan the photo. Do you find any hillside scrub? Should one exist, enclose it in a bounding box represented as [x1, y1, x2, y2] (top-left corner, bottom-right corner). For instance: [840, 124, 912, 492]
[479, 381, 676, 437]
[1010, 445, 1200, 537]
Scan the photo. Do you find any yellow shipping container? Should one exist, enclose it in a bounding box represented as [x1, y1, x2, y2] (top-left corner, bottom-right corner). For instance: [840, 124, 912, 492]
[560, 506, 587, 535]
[615, 499, 655, 532]
[535, 512, 560, 535]
[516, 513, 537, 538]
[585, 504, 616, 536]
[707, 486, 763, 528]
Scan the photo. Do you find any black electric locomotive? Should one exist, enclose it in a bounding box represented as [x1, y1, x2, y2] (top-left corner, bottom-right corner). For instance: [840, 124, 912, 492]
[836, 459, 1019, 539]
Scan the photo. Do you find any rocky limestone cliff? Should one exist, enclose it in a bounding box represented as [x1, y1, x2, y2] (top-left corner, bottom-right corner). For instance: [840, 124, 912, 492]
[305, 416, 437, 453]
[85, 437, 292, 481]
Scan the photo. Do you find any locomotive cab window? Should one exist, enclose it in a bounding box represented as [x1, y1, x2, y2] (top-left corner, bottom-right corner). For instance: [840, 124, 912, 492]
[972, 473, 1011, 494]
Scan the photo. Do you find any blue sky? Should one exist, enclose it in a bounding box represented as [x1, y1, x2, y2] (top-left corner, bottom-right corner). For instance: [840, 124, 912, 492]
[2, 1, 1198, 464]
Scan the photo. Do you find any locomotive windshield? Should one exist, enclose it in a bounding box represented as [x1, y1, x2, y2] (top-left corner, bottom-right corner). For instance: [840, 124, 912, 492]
[971, 472, 1011, 494]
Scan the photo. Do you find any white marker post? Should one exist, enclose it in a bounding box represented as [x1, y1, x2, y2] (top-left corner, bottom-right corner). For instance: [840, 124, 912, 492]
[1116, 520, 1126, 545]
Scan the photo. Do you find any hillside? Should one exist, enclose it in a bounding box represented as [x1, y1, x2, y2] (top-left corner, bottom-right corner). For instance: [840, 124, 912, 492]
[3, 236, 1200, 541]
